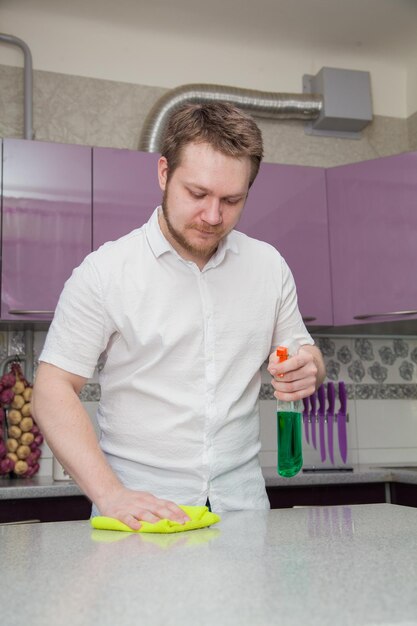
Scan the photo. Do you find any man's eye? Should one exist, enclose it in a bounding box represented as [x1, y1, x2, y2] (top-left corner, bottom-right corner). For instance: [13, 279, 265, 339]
[225, 198, 240, 205]
[190, 191, 205, 199]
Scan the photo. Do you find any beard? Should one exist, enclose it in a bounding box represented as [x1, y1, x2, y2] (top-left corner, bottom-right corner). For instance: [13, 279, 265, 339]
[161, 189, 225, 261]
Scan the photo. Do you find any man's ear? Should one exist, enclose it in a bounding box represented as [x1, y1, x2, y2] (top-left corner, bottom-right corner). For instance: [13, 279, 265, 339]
[158, 156, 169, 191]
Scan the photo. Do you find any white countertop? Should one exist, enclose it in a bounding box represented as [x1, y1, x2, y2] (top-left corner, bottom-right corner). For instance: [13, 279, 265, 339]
[1, 464, 417, 500]
[1, 503, 416, 626]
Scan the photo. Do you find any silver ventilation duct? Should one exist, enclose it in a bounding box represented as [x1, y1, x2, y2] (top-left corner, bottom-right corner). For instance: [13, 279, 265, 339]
[138, 84, 323, 153]
[0, 33, 34, 140]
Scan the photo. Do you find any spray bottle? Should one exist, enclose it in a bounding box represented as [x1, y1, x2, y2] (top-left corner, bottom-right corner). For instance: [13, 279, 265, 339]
[276, 345, 303, 477]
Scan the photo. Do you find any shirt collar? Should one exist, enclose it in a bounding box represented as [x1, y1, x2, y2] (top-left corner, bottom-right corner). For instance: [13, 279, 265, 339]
[145, 206, 239, 266]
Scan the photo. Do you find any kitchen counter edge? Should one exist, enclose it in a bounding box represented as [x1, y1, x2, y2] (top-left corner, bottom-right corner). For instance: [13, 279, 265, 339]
[1, 465, 417, 499]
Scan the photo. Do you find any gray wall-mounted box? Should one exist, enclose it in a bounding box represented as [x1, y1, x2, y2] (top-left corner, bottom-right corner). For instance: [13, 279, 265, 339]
[303, 67, 373, 136]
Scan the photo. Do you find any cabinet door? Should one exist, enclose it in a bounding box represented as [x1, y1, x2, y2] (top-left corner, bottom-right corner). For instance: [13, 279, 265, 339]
[326, 153, 417, 326]
[93, 148, 161, 250]
[1, 139, 92, 321]
[238, 162, 332, 326]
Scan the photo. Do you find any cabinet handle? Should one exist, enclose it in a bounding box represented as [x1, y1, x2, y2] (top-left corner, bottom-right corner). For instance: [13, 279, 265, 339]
[302, 316, 317, 322]
[353, 310, 417, 320]
[8, 309, 55, 315]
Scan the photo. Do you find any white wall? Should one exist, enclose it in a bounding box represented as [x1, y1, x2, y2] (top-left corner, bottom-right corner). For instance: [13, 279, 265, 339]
[0, 0, 416, 118]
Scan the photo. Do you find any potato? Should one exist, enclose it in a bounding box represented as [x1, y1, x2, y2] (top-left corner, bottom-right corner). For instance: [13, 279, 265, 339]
[14, 460, 28, 475]
[16, 445, 31, 460]
[21, 402, 32, 417]
[11, 395, 25, 410]
[12, 381, 25, 395]
[23, 387, 32, 402]
[8, 425, 22, 439]
[8, 409, 22, 425]
[20, 417, 34, 432]
[6, 438, 19, 453]
[6, 452, 18, 463]
[20, 432, 34, 446]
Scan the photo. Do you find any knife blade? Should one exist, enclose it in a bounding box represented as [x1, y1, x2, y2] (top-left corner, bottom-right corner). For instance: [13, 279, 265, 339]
[317, 384, 326, 462]
[327, 382, 335, 465]
[302, 397, 310, 444]
[310, 392, 317, 450]
[337, 381, 348, 464]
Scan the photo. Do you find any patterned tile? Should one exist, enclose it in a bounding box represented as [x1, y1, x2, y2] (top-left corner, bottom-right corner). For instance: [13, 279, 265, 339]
[314, 336, 417, 386]
[8, 331, 25, 355]
[1, 328, 416, 402]
[79, 384, 101, 402]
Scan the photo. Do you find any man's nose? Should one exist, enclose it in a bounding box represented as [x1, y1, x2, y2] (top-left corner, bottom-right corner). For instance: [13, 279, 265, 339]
[202, 197, 222, 225]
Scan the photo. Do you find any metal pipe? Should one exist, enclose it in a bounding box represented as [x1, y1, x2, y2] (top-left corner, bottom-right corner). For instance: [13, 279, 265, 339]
[0, 33, 34, 140]
[139, 83, 323, 153]
[24, 329, 34, 383]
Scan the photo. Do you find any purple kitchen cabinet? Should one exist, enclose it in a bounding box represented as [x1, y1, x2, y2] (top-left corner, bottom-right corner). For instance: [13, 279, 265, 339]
[238, 162, 333, 326]
[1, 139, 92, 321]
[326, 153, 417, 326]
[93, 148, 161, 250]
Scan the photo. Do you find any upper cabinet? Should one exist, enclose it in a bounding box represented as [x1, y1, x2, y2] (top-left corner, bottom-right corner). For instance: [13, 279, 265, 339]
[2, 139, 416, 331]
[1, 139, 92, 321]
[93, 148, 161, 250]
[326, 153, 417, 327]
[238, 162, 333, 326]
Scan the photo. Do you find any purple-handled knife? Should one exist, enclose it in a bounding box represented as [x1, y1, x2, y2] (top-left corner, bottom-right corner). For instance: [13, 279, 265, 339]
[327, 382, 335, 465]
[317, 384, 326, 462]
[302, 397, 310, 444]
[310, 392, 317, 450]
[337, 382, 348, 464]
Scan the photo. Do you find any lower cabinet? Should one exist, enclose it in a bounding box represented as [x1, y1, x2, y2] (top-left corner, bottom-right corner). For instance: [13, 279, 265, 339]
[0, 496, 92, 524]
[267, 483, 388, 508]
[390, 483, 417, 507]
[267, 482, 417, 508]
[1, 482, 416, 523]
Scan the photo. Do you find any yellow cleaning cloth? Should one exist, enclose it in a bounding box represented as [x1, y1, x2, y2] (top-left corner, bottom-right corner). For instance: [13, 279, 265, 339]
[90, 505, 221, 534]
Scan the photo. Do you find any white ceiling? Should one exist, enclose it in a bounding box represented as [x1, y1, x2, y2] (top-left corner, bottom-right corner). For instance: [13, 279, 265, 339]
[4, 0, 417, 61]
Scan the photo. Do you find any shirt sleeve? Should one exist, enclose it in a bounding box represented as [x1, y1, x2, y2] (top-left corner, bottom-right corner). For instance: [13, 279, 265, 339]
[271, 256, 314, 353]
[39, 256, 116, 379]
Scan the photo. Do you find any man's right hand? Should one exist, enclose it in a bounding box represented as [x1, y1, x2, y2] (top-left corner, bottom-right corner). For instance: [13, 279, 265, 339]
[96, 487, 191, 530]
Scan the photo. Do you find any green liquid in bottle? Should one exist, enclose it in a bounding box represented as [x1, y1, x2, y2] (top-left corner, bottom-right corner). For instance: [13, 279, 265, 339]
[277, 410, 303, 477]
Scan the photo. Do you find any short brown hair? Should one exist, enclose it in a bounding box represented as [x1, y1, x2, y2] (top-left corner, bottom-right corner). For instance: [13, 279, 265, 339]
[160, 102, 264, 186]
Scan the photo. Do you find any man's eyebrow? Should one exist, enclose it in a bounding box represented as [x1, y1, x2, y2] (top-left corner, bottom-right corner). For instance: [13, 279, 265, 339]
[186, 183, 247, 199]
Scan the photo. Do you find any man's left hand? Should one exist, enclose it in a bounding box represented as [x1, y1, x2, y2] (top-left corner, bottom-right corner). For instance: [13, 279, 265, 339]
[267, 345, 324, 402]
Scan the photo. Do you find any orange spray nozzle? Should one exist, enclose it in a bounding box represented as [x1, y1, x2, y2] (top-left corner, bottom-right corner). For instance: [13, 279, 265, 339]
[276, 346, 289, 362]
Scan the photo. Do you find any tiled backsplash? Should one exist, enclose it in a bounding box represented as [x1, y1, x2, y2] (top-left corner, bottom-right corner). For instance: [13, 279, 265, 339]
[1, 330, 416, 475]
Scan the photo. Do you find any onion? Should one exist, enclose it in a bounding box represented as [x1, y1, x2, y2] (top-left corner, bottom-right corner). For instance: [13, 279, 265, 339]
[20, 432, 34, 445]
[0, 388, 14, 405]
[25, 462, 40, 477]
[8, 409, 22, 425]
[0, 457, 14, 474]
[1, 373, 15, 388]
[8, 425, 22, 439]
[21, 402, 32, 417]
[12, 381, 25, 395]
[34, 433, 44, 446]
[23, 387, 33, 402]
[14, 459, 28, 475]
[11, 394, 25, 410]
[0, 440, 7, 457]
[20, 417, 34, 432]
[6, 438, 19, 453]
[16, 444, 31, 460]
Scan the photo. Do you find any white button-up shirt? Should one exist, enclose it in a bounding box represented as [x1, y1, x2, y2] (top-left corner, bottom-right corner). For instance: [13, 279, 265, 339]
[40, 207, 313, 512]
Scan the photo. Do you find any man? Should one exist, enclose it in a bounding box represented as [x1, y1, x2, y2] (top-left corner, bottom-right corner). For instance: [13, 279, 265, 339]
[32, 102, 325, 529]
